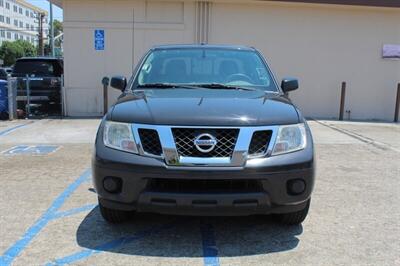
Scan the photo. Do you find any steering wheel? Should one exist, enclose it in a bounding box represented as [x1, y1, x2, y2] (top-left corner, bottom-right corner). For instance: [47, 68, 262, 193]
[226, 73, 253, 84]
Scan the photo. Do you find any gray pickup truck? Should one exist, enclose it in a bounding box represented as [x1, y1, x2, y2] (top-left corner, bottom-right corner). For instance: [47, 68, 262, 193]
[93, 44, 315, 225]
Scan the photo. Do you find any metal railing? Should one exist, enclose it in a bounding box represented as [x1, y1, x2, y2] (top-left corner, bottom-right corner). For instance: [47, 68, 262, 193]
[7, 75, 64, 119]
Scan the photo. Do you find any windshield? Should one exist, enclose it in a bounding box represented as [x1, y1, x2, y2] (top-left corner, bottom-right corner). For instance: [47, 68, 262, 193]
[13, 60, 60, 77]
[135, 48, 277, 91]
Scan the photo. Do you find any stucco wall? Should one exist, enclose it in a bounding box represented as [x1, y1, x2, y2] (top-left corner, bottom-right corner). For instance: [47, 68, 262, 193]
[63, 0, 400, 120]
[63, 0, 196, 116]
[209, 1, 400, 120]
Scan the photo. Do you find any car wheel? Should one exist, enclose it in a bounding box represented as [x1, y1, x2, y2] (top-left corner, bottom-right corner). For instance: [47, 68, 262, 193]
[99, 199, 133, 224]
[275, 199, 310, 225]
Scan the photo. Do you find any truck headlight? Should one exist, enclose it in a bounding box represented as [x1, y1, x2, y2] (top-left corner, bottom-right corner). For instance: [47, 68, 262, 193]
[103, 121, 138, 153]
[272, 123, 307, 155]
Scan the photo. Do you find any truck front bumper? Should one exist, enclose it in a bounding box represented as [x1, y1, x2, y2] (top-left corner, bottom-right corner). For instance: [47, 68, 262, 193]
[92, 129, 315, 216]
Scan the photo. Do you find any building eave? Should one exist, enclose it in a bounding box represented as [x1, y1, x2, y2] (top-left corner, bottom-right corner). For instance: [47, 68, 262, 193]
[265, 0, 400, 8]
[50, 0, 400, 9]
[17, 0, 48, 14]
[49, 0, 63, 9]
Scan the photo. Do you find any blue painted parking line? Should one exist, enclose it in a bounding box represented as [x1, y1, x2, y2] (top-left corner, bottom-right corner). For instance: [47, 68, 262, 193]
[0, 169, 91, 266]
[45, 221, 178, 266]
[0, 121, 34, 136]
[0, 163, 221, 266]
[200, 222, 220, 266]
[2, 145, 61, 155]
[50, 204, 97, 220]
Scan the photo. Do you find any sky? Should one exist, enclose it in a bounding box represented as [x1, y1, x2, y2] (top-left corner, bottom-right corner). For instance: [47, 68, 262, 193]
[25, 0, 63, 21]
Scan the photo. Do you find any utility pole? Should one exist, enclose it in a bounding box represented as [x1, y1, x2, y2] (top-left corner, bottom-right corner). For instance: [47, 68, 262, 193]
[38, 13, 45, 56]
[49, 1, 55, 57]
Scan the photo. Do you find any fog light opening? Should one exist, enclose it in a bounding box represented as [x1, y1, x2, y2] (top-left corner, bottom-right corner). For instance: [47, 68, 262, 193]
[103, 176, 122, 194]
[287, 179, 306, 196]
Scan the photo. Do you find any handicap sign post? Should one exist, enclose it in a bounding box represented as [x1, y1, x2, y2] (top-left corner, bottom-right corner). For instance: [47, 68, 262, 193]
[94, 29, 105, 51]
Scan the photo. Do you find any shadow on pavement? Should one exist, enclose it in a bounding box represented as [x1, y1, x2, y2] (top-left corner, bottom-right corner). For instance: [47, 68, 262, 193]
[77, 206, 302, 257]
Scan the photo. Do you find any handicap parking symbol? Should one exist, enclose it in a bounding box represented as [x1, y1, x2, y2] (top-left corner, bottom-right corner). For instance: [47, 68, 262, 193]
[94, 29, 105, 51]
[2, 145, 61, 155]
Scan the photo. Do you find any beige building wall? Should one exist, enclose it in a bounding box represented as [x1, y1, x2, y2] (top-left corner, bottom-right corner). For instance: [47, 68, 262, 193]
[63, 0, 196, 116]
[62, 0, 400, 120]
[209, 1, 400, 120]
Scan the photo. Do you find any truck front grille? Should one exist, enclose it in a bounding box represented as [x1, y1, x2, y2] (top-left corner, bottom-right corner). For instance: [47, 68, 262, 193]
[172, 128, 239, 157]
[248, 130, 273, 156]
[138, 129, 163, 156]
[147, 178, 263, 193]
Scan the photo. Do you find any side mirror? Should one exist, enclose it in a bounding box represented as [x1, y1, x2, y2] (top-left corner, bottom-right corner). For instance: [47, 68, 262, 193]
[281, 78, 299, 93]
[110, 76, 127, 91]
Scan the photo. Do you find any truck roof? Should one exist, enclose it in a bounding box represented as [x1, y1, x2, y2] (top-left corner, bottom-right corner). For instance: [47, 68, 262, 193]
[16, 57, 63, 61]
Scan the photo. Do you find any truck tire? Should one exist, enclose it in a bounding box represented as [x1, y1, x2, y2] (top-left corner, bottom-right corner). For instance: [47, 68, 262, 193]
[99, 200, 133, 224]
[275, 199, 310, 225]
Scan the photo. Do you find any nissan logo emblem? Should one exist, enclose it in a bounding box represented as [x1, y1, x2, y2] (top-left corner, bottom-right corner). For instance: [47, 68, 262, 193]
[194, 133, 217, 153]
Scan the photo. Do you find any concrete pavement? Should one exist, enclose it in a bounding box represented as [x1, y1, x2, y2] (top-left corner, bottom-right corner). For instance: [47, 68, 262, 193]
[0, 119, 399, 265]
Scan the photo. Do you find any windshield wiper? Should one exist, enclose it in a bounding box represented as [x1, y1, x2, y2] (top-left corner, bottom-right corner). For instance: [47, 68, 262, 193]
[137, 83, 198, 90]
[194, 83, 256, 91]
[138, 83, 257, 91]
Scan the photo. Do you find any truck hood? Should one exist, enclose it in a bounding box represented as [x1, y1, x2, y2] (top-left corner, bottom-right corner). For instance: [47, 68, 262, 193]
[110, 89, 300, 126]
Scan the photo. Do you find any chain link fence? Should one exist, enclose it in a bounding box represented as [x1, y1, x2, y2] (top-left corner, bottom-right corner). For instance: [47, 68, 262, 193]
[6, 75, 65, 119]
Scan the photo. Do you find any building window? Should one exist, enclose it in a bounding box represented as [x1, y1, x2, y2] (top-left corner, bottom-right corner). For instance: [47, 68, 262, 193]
[14, 19, 18, 27]
[5, 2, 9, 9]
[6, 17, 10, 24]
[0, 15, 4, 23]
[31, 25, 34, 31]
[26, 23, 29, 30]
[26, 10, 29, 17]
[19, 21, 23, 28]
[1, 30, 5, 38]
[7, 32, 11, 39]
[14, 33, 18, 40]
[0, 0, 3, 7]
[13, 5, 17, 12]
[30, 12, 34, 18]
[19, 7, 22, 14]
[19, 35, 23, 40]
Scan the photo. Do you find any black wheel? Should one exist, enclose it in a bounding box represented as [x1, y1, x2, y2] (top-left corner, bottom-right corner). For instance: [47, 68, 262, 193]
[99, 199, 133, 224]
[275, 199, 311, 225]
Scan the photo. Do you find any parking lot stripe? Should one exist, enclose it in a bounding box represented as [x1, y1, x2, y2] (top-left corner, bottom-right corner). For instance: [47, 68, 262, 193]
[200, 222, 220, 266]
[50, 204, 97, 220]
[0, 169, 91, 266]
[313, 119, 400, 153]
[0, 121, 34, 136]
[45, 221, 177, 265]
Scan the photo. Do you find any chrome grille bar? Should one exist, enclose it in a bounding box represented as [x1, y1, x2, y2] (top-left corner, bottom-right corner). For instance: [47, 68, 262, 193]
[132, 124, 278, 167]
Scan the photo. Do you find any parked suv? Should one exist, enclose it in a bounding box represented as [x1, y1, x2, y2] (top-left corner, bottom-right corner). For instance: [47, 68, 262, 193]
[12, 57, 63, 115]
[93, 44, 314, 225]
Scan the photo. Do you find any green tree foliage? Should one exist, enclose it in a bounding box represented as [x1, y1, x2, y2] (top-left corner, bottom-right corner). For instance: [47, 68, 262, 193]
[53, 20, 63, 37]
[0, 41, 24, 66]
[52, 20, 63, 47]
[0, 40, 37, 66]
[45, 20, 63, 56]
[15, 40, 37, 57]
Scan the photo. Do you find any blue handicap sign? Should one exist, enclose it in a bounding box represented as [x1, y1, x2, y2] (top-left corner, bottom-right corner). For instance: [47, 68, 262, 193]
[94, 29, 105, 51]
[2, 145, 60, 155]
